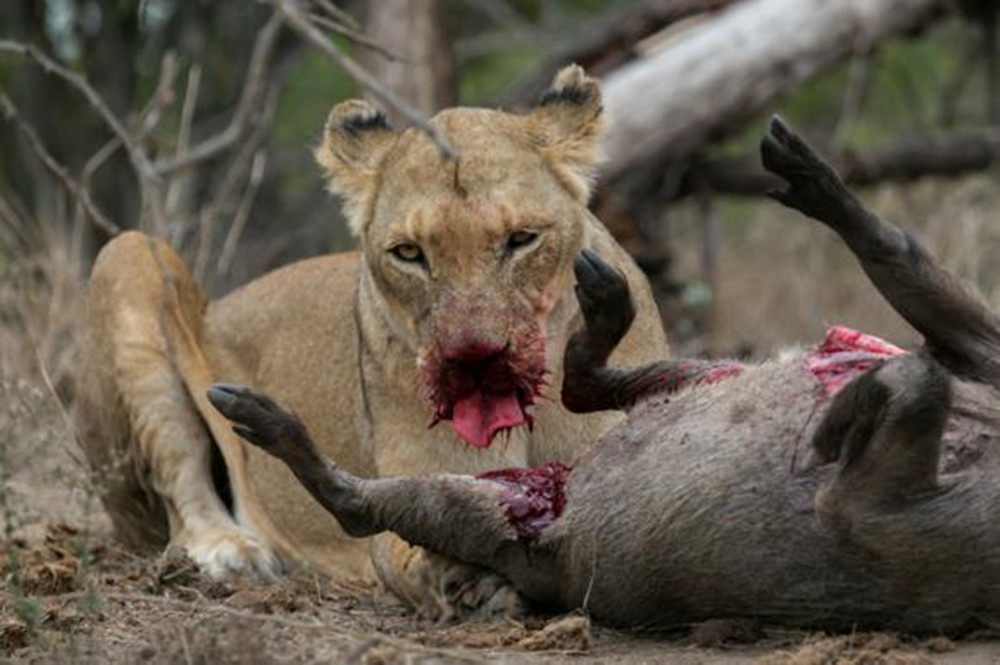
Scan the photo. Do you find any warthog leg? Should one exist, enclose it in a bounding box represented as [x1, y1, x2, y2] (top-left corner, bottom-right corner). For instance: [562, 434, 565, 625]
[813, 353, 952, 522]
[206, 385, 552, 591]
[563, 250, 743, 413]
[762, 115, 1000, 386]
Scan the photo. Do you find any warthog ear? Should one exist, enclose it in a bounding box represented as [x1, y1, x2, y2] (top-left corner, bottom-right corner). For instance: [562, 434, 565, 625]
[527, 65, 605, 202]
[315, 100, 398, 235]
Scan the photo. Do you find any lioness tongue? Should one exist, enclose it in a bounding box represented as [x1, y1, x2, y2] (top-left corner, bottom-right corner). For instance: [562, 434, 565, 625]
[451, 391, 525, 449]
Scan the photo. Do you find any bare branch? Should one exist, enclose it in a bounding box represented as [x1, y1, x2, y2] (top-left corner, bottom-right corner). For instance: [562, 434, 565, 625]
[216, 150, 268, 280]
[268, 0, 458, 161]
[677, 129, 1000, 199]
[501, 0, 732, 107]
[136, 51, 180, 140]
[0, 188, 36, 253]
[308, 12, 404, 61]
[165, 63, 203, 220]
[153, 13, 283, 176]
[193, 87, 279, 284]
[0, 39, 165, 232]
[312, 0, 359, 30]
[72, 52, 179, 236]
[0, 88, 120, 236]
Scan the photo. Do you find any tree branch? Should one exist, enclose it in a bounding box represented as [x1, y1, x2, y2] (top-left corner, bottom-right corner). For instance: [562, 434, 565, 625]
[72, 52, 179, 235]
[0, 41, 159, 184]
[307, 12, 404, 61]
[153, 13, 284, 176]
[312, 0, 359, 30]
[267, 0, 458, 161]
[0, 39, 166, 233]
[501, 0, 732, 107]
[678, 130, 1000, 199]
[216, 150, 268, 280]
[0, 88, 120, 236]
[193, 87, 279, 284]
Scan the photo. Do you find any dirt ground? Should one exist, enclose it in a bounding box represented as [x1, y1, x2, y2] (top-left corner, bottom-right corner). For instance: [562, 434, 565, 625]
[6, 378, 1000, 664]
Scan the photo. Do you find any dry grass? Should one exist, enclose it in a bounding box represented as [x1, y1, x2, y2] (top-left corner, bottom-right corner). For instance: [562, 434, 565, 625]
[669, 173, 1000, 357]
[0, 232, 84, 395]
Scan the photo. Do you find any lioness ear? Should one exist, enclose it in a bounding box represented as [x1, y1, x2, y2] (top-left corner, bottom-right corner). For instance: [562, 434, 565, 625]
[315, 100, 398, 235]
[528, 65, 605, 202]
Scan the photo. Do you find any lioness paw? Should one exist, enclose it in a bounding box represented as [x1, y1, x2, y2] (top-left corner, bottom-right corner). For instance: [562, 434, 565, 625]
[178, 525, 279, 580]
[442, 568, 525, 621]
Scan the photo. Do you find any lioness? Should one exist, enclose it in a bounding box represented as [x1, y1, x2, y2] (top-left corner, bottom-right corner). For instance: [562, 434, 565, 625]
[73, 66, 668, 617]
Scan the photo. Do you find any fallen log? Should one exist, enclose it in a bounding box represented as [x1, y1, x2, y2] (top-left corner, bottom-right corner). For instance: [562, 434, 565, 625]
[500, 0, 732, 108]
[599, 0, 948, 184]
[679, 129, 1000, 197]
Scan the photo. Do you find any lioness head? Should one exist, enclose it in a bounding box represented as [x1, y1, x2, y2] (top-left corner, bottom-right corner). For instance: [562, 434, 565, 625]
[316, 66, 605, 449]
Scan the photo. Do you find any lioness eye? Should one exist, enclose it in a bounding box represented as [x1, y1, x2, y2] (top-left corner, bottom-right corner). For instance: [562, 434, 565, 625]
[506, 230, 538, 252]
[390, 243, 424, 264]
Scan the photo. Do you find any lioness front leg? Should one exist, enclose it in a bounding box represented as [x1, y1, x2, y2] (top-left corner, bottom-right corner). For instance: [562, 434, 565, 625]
[563, 250, 742, 413]
[762, 115, 1000, 385]
[208, 384, 543, 621]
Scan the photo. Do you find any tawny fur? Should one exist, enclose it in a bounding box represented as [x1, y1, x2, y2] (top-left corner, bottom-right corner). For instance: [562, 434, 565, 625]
[72, 66, 669, 618]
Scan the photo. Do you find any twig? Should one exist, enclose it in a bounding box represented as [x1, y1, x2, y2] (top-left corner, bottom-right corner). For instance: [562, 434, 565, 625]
[216, 150, 268, 280]
[192, 87, 278, 284]
[72, 52, 179, 249]
[0, 41, 156, 180]
[312, 0, 359, 30]
[0, 39, 165, 232]
[153, 13, 283, 176]
[674, 128, 1000, 199]
[179, 626, 194, 665]
[28, 339, 88, 472]
[0, 89, 120, 236]
[267, 0, 458, 161]
[165, 63, 203, 222]
[308, 12, 404, 61]
[135, 51, 180, 140]
[71, 139, 120, 242]
[0, 188, 35, 253]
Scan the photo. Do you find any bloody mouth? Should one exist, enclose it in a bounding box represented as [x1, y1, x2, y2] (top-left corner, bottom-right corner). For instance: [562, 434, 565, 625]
[422, 342, 547, 449]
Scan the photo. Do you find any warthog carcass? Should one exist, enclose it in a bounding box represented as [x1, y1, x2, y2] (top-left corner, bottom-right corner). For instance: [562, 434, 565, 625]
[208, 118, 1000, 632]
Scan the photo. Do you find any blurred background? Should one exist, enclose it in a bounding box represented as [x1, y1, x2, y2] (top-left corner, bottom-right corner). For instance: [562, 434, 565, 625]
[1, 0, 998, 389]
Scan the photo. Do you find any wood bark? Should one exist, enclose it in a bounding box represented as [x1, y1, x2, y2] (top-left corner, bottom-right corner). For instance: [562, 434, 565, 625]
[500, 0, 732, 108]
[361, 0, 456, 124]
[599, 0, 947, 184]
[679, 130, 1000, 198]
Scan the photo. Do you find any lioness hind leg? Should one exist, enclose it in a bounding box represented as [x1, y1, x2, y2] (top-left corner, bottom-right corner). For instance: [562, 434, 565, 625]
[75, 231, 277, 578]
[813, 353, 951, 527]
